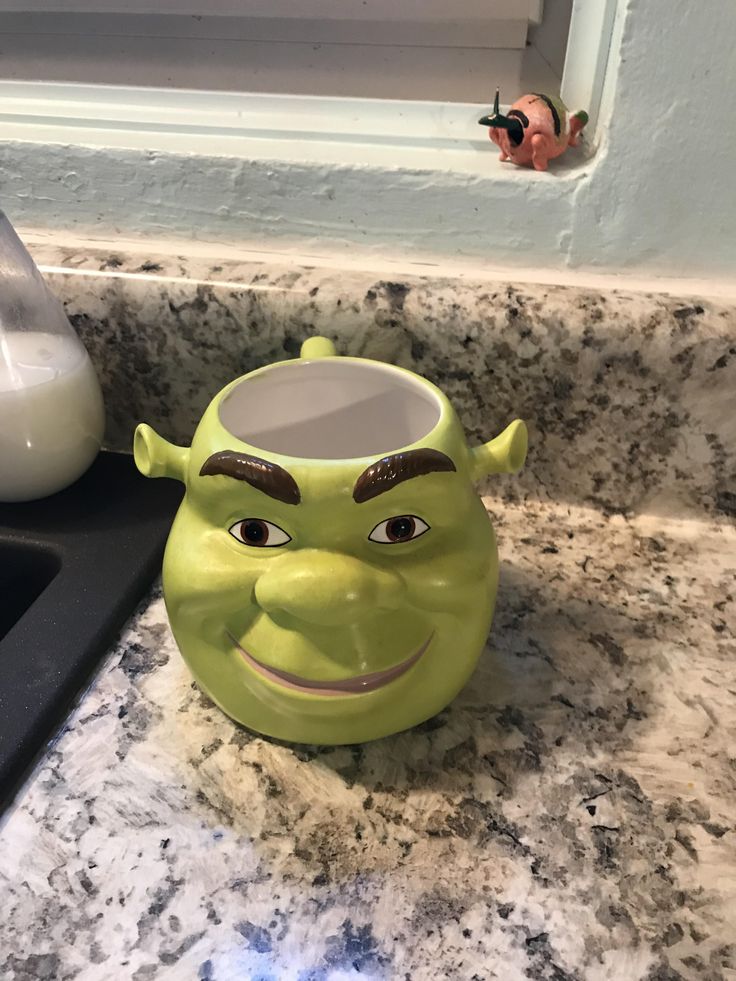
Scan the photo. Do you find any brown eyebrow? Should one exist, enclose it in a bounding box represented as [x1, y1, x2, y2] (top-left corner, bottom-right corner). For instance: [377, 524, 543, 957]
[353, 448, 456, 503]
[200, 451, 300, 505]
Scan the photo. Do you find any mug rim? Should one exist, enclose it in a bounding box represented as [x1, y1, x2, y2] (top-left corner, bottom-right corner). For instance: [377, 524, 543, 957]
[215, 354, 454, 466]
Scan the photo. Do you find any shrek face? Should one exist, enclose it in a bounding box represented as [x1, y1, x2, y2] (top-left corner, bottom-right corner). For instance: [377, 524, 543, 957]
[135, 348, 526, 744]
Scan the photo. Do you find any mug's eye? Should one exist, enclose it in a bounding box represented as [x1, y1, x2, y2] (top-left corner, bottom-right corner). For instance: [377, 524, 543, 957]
[229, 519, 291, 548]
[369, 515, 429, 544]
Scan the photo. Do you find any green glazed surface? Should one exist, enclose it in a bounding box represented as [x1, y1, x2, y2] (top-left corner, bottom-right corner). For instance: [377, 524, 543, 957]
[134, 338, 527, 744]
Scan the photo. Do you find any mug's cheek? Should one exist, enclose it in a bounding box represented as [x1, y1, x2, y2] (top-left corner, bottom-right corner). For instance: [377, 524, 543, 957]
[402, 539, 497, 615]
[162, 525, 263, 627]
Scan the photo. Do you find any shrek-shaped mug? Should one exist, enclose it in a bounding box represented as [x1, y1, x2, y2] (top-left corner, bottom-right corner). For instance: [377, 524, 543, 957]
[134, 336, 527, 744]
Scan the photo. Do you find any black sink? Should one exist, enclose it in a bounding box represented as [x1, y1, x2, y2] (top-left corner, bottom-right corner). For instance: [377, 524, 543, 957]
[0, 541, 61, 642]
[0, 452, 181, 814]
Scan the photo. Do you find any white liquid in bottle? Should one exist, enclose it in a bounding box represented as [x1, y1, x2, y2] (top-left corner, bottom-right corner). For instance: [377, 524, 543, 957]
[0, 331, 105, 502]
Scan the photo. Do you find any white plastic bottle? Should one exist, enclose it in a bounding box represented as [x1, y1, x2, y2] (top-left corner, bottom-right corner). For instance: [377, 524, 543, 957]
[0, 213, 105, 502]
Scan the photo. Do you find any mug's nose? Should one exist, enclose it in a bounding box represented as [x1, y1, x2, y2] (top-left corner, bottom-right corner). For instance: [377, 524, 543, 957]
[255, 550, 404, 627]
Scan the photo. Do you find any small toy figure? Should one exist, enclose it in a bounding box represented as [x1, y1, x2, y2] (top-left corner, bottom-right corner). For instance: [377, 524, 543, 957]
[479, 88, 588, 172]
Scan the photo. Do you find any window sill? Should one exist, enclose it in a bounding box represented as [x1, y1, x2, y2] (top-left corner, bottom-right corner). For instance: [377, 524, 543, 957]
[0, 80, 593, 178]
[0, 80, 601, 271]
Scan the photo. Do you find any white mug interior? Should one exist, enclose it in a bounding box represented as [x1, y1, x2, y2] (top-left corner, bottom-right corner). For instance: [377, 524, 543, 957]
[219, 359, 443, 459]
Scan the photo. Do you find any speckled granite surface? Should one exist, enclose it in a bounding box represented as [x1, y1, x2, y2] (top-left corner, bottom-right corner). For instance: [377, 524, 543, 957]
[30, 243, 736, 518]
[1, 500, 734, 980]
[1, 245, 735, 980]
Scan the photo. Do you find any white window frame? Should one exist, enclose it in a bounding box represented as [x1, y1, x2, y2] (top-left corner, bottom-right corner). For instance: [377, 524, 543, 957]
[0, 1, 541, 49]
[0, 0, 629, 275]
[0, 0, 613, 169]
[0, 1, 548, 105]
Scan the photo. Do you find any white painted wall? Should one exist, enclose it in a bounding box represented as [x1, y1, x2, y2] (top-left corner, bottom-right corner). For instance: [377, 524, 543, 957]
[569, 0, 736, 276]
[0, 0, 733, 281]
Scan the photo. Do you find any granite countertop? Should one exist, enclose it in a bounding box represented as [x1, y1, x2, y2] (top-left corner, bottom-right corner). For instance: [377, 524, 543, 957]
[1, 496, 734, 981]
[1, 245, 735, 980]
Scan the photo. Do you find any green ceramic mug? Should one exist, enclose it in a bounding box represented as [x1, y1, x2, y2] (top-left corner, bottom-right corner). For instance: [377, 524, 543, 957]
[134, 337, 527, 744]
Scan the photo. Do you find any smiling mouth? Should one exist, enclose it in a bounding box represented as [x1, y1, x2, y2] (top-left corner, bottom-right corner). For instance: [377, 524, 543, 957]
[228, 634, 431, 697]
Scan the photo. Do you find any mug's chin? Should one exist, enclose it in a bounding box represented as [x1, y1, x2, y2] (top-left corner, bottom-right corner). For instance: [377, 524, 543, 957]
[227, 632, 432, 698]
[174, 624, 484, 742]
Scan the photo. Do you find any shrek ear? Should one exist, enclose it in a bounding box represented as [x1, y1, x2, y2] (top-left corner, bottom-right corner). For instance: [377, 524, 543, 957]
[134, 424, 189, 482]
[300, 336, 337, 359]
[470, 419, 528, 479]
